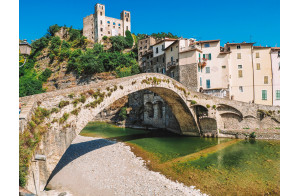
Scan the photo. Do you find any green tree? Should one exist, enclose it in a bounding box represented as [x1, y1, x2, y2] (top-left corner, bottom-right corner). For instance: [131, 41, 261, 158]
[125, 30, 134, 48]
[47, 24, 61, 36]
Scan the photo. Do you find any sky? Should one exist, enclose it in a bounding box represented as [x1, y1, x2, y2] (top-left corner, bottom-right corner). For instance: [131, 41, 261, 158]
[19, 0, 280, 46]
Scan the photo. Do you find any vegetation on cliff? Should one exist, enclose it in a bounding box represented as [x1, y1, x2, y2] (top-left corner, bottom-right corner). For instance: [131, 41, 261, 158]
[19, 25, 139, 97]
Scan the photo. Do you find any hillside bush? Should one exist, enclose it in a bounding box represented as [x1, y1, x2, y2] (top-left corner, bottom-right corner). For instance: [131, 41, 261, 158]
[125, 30, 134, 48]
[38, 68, 52, 82]
[47, 24, 60, 36]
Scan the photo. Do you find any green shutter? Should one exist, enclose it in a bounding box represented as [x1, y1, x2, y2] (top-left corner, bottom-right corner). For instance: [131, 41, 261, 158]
[208, 53, 212, 60]
[203, 54, 205, 59]
[262, 90, 267, 100]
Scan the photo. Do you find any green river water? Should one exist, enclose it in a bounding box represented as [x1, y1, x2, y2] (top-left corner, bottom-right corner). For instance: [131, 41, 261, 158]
[80, 122, 280, 195]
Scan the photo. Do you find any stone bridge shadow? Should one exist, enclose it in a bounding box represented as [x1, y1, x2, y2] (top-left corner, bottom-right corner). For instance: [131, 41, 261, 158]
[46, 131, 165, 186]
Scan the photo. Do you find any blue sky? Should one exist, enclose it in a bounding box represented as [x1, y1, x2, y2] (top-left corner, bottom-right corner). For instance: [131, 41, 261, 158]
[20, 0, 280, 46]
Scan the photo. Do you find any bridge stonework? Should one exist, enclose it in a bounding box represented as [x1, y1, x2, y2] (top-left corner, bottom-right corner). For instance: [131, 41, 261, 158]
[19, 73, 279, 193]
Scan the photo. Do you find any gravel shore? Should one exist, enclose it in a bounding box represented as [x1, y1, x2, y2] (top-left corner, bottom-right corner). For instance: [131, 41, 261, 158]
[45, 135, 206, 196]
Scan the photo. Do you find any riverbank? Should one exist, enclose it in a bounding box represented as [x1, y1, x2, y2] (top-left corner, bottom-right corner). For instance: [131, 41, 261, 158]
[46, 135, 206, 196]
[219, 128, 280, 140]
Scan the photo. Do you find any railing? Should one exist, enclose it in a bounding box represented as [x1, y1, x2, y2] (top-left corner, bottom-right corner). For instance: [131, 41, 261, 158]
[167, 61, 178, 69]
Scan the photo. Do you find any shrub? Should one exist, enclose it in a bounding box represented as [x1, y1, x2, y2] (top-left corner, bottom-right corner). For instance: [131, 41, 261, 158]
[249, 132, 256, 139]
[59, 113, 69, 124]
[206, 104, 211, 108]
[119, 107, 127, 120]
[190, 100, 197, 105]
[110, 36, 130, 52]
[52, 118, 58, 123]
[125, 30, 134, 48]
[212, 105, 216, 109]
[58, 100, 69, 108]
[68, 93, 75, 99]
[49, 36, 61, 51]
[72, 99, 79, 107]
[79, 95, 86, 103]
[50, 108, 59, 114]
[71, 107, 81, 116]
[119, 85, 123, 90]
[102, 36, 108, 41]
[38, 68, 52, 82]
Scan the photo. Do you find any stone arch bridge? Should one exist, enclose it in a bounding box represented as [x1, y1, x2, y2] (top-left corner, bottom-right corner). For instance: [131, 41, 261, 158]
[19, 73, 279, 193]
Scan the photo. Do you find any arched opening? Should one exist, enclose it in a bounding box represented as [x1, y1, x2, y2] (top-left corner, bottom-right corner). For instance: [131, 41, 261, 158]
[156, 101, 163, 119]
[144, 102, 154, 118]
[194, 105, 208, 119]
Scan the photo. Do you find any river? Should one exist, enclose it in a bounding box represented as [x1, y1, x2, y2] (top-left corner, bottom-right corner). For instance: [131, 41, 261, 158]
[79, 122, 280, 195]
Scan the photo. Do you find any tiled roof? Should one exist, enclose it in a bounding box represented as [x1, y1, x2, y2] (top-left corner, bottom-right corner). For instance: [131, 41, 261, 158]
[164, 40, 179, 51]
[179, 48, 202, 54]
[152, 38, 178, 46]
[225, 42, 255, 45]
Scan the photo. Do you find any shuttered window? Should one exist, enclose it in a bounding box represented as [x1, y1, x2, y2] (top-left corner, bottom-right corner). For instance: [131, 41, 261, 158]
[262, 90, 267, 100]
[237, 53, 241, 59]
[256, 52, 260, 58]
[206, 67, 210, 73]
[208, 53, 212, 60]
[264, 76, 268, 84]
[200, 77, 202, 86]
[276, 90, 280, 100]
[238, 70, 243, 78]
[206, 79, 210, 89]
[257, 63, 260, 70]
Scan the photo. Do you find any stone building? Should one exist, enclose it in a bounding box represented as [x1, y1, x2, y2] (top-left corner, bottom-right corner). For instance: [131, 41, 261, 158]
[271, 47, 280, 106]
[83, 3, 131, 43]
[138, 36, 157, 67]
[192, 40, 230, 98]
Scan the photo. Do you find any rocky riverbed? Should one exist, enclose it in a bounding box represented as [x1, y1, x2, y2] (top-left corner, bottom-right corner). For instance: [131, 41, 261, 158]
[44, 135, 206, 196]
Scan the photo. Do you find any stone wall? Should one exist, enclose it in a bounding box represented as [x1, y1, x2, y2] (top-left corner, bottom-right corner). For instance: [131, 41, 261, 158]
[83, 14, 94, 41]
[179, 63, 198, 91]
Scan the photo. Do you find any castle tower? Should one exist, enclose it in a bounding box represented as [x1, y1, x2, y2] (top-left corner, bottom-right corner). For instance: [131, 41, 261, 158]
[121, 10, 131, 36]
[94, 3, 106, 42]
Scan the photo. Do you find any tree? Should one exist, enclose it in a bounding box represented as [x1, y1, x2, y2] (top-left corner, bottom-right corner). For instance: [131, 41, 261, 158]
[125, 30, 134, 48]
[110, 36, 130, 52]
[47, 24, 61, 36]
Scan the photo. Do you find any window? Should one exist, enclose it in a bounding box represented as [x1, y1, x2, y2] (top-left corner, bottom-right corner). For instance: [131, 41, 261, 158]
[126, 18, 128, 22]
[100, 20, 102, 25]
[171, 56, 173, 62]
[206, 79, 211, 89]
[156, 47, 158, 54]
[278, 62, 280, 70]
[278, 51, 280, 57]
[237, 45, 241, 49]
[257, 63, 261, 70]
[126, 26, 128, 30]
[208, 53, 211, 60]
[113, 22, 116, 25]
[108, 31, 110, 34]
[145, 40, 148, 43]
[222, 65, 226, 69]
[162, 45, 164, 50]
[100, 28, 103, 32]
[239, 86, 243, 92]
[163, 57, 165, 63]
[156, 67, 159, 73]
[200, 77, 202, 86]
[206, 67, 210, 73]
[276, 90, 280, 100]
[171, 71, 175, 78]
[204, 43, 210, 48]
[100, 12, 102, 16]
[238, 65, 242, 69]
[264, 76, 268, 84]
[262, 90, 267, 100]
[162, 68, 166, 74]
[256, 52, 260, 58]
[118, 24, 121, 26]
[198, 66, 200, 72]
[237, 53, 241, 59]
[238, 70, 243, 78]
[171, 47, 173, 51]
[107, 21, 110, 24]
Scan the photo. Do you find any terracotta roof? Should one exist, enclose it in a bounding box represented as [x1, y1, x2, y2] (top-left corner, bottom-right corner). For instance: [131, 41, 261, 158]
[225, 42, 255, 45]
[253, 46, 271, 49]
[152, 38, 178, 46]
[164, 40, 179, 51]
[179, 48, 202, 54]
[195, 39, 220, 44]
[271, 47, 280, 50]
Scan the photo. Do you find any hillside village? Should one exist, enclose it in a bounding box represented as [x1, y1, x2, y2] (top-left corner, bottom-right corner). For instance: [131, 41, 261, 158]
[19, 2, 280, 132]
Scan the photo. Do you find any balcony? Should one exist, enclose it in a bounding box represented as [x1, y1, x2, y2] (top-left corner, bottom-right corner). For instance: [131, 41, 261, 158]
[167, 61, 178, 70]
